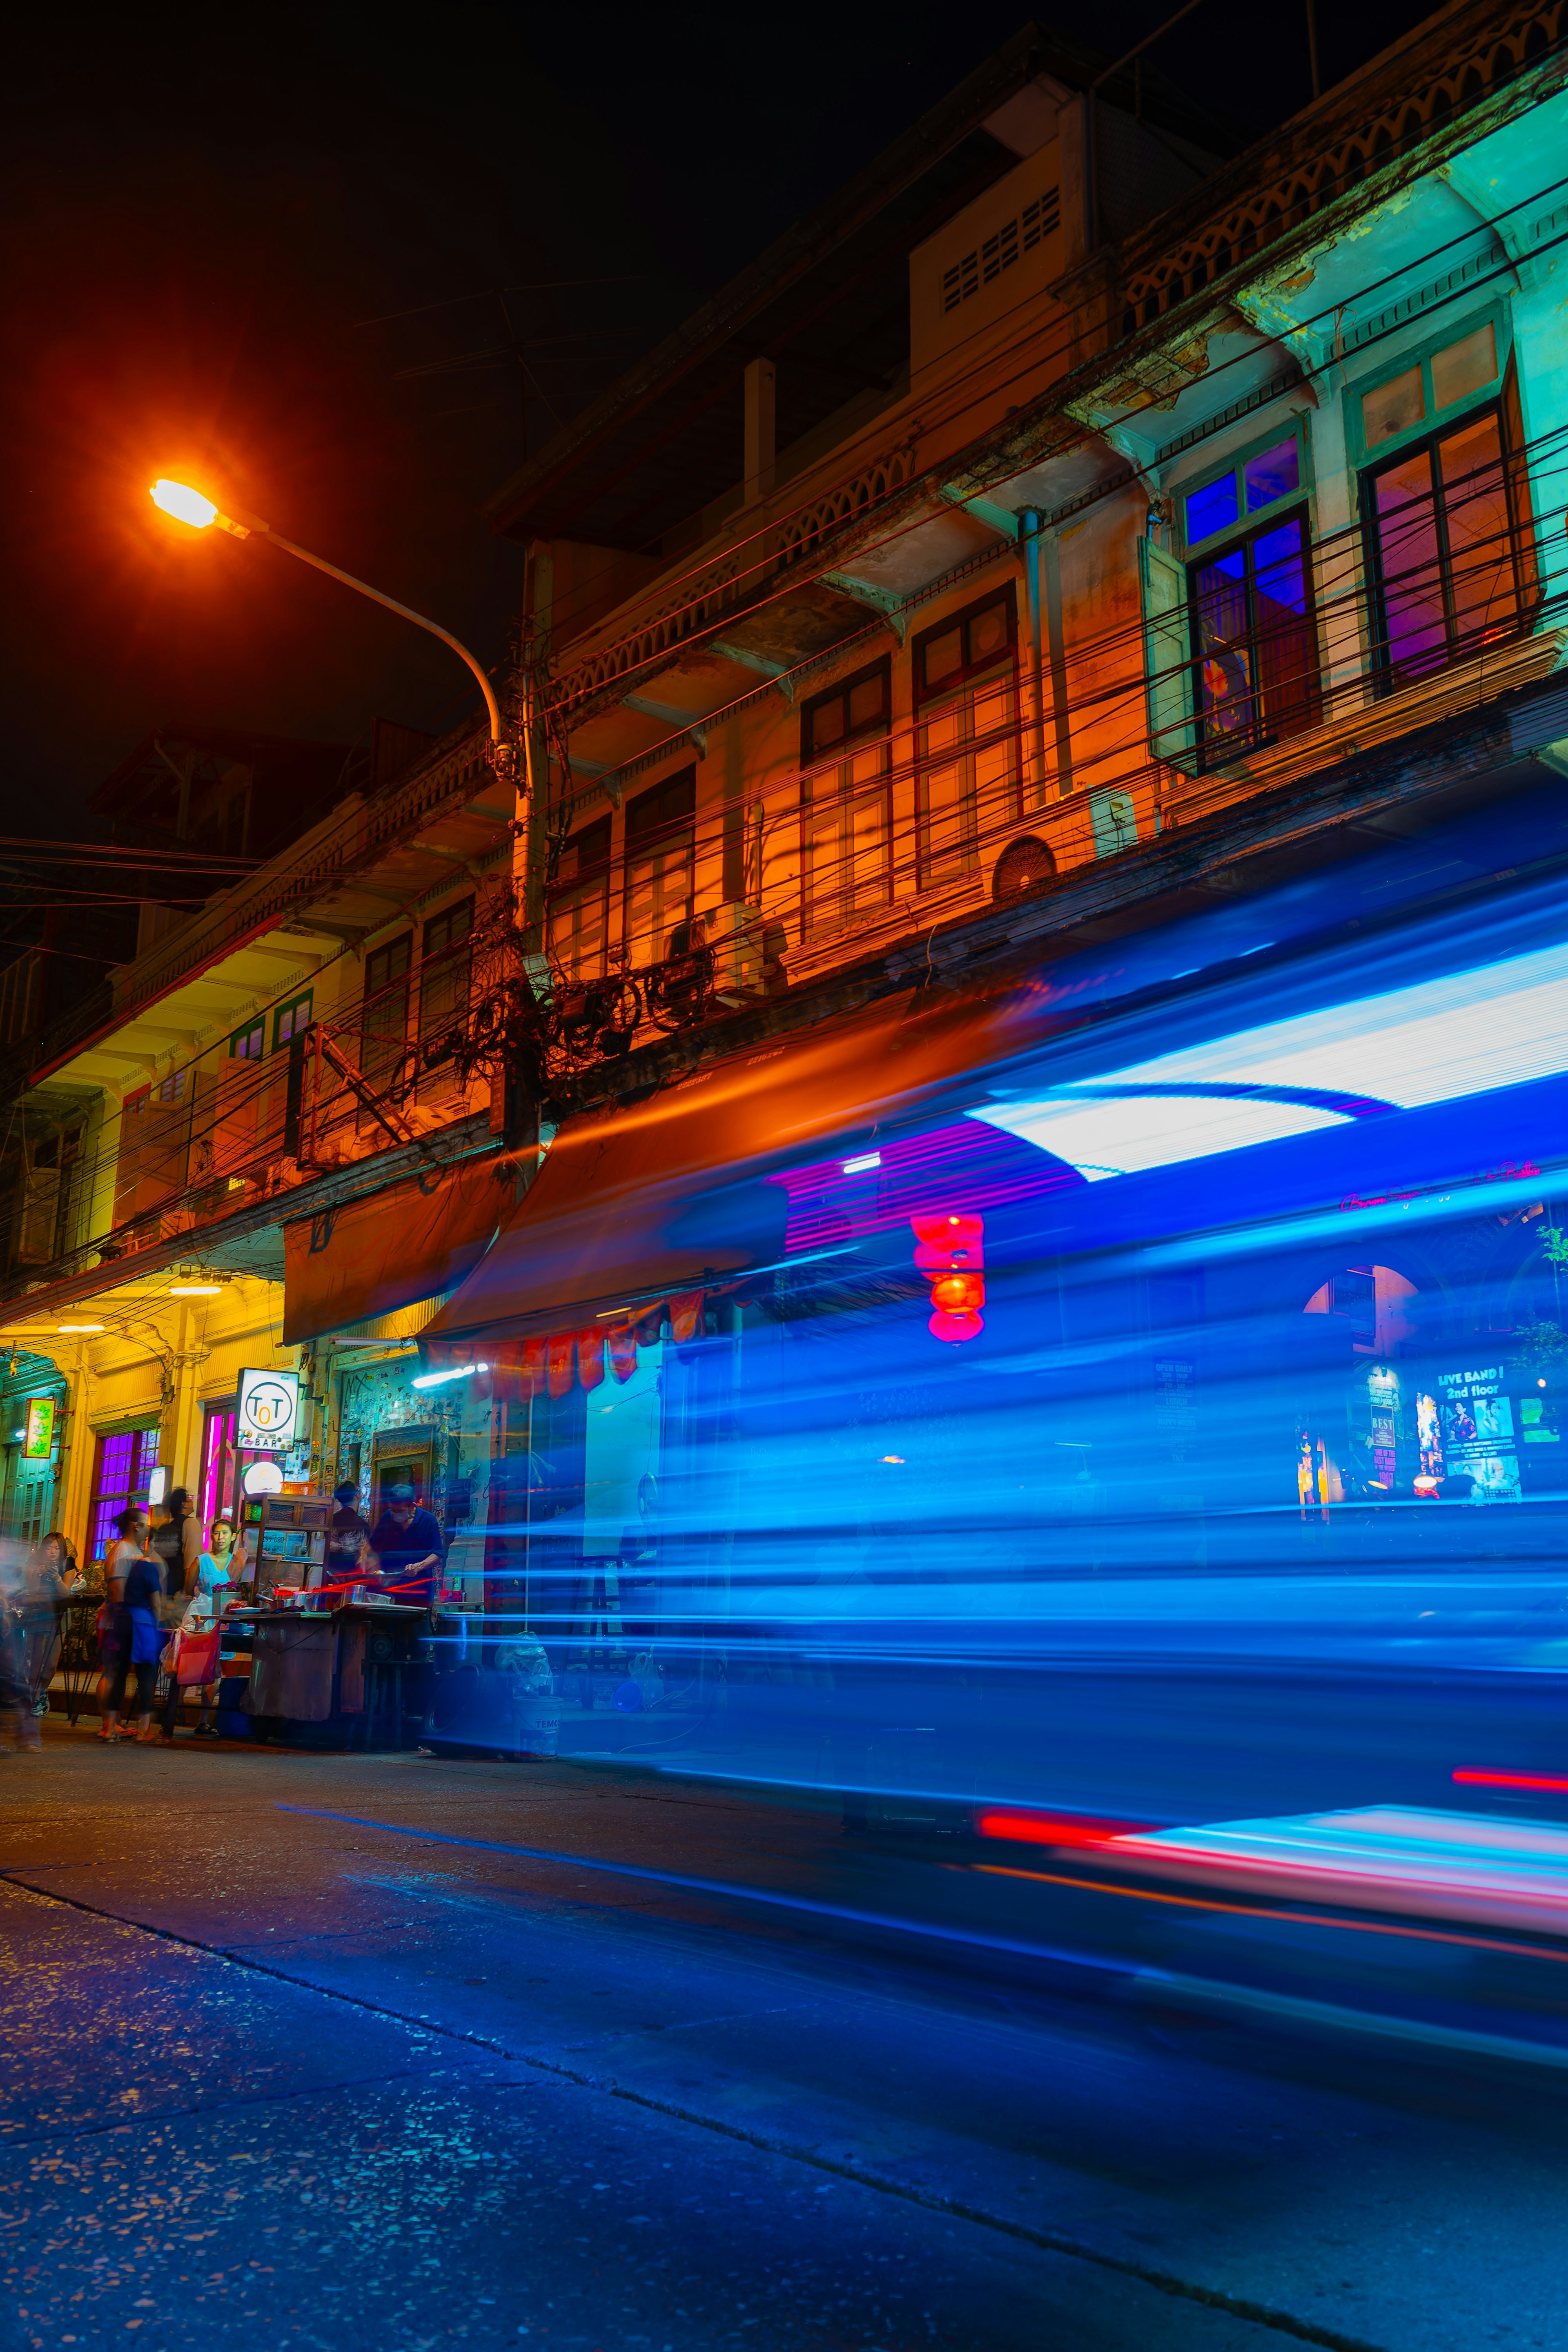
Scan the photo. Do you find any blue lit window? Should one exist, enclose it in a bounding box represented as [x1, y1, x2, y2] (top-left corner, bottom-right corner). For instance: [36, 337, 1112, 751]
[1177, 425, 1315, 767]
[1183, 429, 1303, 549]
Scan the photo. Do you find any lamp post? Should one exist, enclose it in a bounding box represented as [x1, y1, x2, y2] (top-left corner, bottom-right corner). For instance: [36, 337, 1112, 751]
[149, 479, 511, 766]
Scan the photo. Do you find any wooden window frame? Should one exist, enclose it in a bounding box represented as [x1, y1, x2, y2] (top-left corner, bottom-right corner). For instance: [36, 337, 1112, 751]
[911, 586, 1021, 892]
[623, 767, 697, 966]
[1360, 385, 1533, 694]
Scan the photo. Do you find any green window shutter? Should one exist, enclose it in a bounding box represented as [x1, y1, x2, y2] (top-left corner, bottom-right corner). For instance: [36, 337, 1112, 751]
[1089, 789, 1138, 859]
[1138, 537, 1195, 766]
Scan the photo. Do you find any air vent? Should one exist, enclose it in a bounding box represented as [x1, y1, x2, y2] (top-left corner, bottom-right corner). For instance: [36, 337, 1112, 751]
[942, 190, 1060, 314]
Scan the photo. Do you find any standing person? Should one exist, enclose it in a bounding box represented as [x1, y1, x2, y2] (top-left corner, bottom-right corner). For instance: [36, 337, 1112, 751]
[156, 1518, 237, 1742]
[96, 1508, 146, 1743]
[326, 1481, 372, 1589]
[0, 1546, 39, 1756]
[149, 1488, 200, 1605]
[366, 1484, 445, 1610]
[121, 1535, 166, 1744]
[22, 1533, 77, 1718]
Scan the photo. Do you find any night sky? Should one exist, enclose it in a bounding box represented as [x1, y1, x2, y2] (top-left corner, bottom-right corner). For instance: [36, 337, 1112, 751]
[0, 0, 1435, 832]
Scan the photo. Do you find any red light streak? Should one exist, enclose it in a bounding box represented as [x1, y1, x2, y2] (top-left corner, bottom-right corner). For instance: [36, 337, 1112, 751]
[1453, 1768, 1568, 1792]
[976, 1809, 1147, 1847]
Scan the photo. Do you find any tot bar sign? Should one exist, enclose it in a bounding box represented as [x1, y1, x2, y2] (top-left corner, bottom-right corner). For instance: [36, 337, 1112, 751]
[238, 1368, 301, 1452]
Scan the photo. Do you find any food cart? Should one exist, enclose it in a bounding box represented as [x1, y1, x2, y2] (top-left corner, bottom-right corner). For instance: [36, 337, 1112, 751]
[220, 1496, 430, 1748]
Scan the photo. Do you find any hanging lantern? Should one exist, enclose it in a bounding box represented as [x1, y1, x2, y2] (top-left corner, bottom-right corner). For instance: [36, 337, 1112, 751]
[910, 1212, 985, 1342]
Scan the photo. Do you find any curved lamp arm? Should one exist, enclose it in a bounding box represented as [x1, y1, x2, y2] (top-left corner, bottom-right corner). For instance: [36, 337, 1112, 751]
[150, 480, 505, 750]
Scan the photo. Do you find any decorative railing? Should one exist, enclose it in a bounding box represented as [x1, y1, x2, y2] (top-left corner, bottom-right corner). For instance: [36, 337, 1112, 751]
[549, 440, 922, 713]
[1117, 0, 1567, 331]
[20, 722, 493, 1085]
[775, 443, 917, 564]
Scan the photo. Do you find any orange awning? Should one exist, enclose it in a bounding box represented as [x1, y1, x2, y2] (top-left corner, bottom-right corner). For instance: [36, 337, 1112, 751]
[282, 1156, 506, 1344]
[421, 987, 1011, 1346]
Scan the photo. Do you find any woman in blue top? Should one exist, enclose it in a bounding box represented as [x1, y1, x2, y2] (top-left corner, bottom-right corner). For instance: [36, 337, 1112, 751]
[121, 1535, 165, 1744]
[155, 1520, 236, 1742]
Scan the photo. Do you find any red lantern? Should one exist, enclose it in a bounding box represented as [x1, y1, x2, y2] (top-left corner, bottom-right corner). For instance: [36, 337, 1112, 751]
[910, 1212, 985, 1342]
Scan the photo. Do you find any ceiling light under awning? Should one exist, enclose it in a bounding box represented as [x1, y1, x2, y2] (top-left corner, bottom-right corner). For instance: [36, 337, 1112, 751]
[970, 1088, 1351, 1178]
[971, 935, 1568, 1181]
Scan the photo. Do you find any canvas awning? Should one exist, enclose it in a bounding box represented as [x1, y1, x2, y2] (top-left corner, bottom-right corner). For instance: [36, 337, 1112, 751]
[421, 987, 1013, 1347]
[282, 1155, 506, 1345]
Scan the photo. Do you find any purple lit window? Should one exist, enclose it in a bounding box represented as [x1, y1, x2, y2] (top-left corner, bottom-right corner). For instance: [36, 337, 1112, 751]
[90, 1425, 160, 1563]
[1366, 409, 1522, 687]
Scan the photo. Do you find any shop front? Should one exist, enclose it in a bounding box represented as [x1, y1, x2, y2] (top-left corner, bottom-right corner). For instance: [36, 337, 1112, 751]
[406, 831, 1568, 1791]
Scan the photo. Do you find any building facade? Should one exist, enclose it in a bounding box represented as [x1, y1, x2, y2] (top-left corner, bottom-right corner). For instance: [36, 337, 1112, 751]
[0, 5, 1565, 1773]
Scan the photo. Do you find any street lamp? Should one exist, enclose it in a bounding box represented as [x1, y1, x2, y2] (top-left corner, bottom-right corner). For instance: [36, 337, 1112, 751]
[149, 478, 509, 763]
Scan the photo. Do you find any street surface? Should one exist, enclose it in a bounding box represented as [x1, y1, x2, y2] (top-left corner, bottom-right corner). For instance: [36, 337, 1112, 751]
[3, 1722, 1568, 2351]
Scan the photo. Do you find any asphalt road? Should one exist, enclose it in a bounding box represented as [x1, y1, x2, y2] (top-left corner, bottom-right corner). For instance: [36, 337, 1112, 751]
[3, 1721, 1568, 2352]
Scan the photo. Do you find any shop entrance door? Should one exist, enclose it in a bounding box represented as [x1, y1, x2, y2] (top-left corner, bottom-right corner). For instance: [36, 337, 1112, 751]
[371, 1425, 436, 1513]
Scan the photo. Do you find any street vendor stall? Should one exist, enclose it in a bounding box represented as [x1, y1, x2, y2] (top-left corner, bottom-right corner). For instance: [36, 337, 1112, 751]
[223, 1598, 428, 1748]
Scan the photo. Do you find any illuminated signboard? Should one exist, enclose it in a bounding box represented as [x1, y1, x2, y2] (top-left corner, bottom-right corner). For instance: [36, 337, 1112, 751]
[237, 1367, 301, 1453]
[22, 1397, 54, 1459]
[1437, 1364, 1521, 1503]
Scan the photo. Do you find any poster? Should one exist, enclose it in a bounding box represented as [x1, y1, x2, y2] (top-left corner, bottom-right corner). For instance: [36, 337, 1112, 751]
[1437, 1364, 1521, 1503]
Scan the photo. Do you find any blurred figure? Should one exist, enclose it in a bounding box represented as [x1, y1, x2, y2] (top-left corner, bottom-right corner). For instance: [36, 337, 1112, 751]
[0, 1543, 39, 1755]
[97, 1507, 147, 1744]
[327, 1481, 372, 1586]
[22, 1532, 77, 1719]
[122, 1531, 167, 1745]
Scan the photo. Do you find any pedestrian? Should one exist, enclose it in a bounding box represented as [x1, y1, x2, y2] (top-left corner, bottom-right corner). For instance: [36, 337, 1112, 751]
[122, 1536, 167, 1744]
[96, 1507, 147, 1743]
[327, 1480, 372, 1588]
[0, 1545, 40, 1756]
[22, 1532, 77, 1719]
[156, 1517, 237, 1742]
[149, 1488, 200, 1604]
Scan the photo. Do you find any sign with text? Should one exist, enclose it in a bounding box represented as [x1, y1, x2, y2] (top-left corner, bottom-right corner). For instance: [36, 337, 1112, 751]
[22, 1396, 54, 1459]
[237, 1368, 301, 1453]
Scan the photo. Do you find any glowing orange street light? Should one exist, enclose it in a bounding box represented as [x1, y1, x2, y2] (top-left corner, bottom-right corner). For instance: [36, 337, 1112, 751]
[149, 477, 507, 759]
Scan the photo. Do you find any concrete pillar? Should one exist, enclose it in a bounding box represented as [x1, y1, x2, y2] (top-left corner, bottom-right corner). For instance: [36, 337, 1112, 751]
[167, 1302, 203, 1501]
[58, 1343, 98, 1564]
[744, 358, 776, 505]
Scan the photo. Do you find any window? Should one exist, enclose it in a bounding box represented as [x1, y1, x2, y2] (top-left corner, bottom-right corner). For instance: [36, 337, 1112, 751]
[419, 898, 474, 1070]
[1189, 510, 1319, 760]
[912, 591, 1020, 891]
[115, 1075, 192, 1223]
[229, 1018, 264, 1060]
[1356, 318, 1503, 457]
[90, 1427, 160, 1563]
[1177, 425, 1317, 764]
[625, 768, 695, 965]
[1363, 402, 1527, 688]
[273, 991, 313, 1050]
[801, 660, 893, 934]
[1183, 430, 1304, 550]
[803, 660, 889, 762]
[548, 817, 612, 979]
[362, 932, 412, 1103]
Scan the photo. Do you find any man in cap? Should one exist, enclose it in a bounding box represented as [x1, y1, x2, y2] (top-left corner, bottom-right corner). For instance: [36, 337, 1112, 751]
[366, 1483, 444, 1610]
